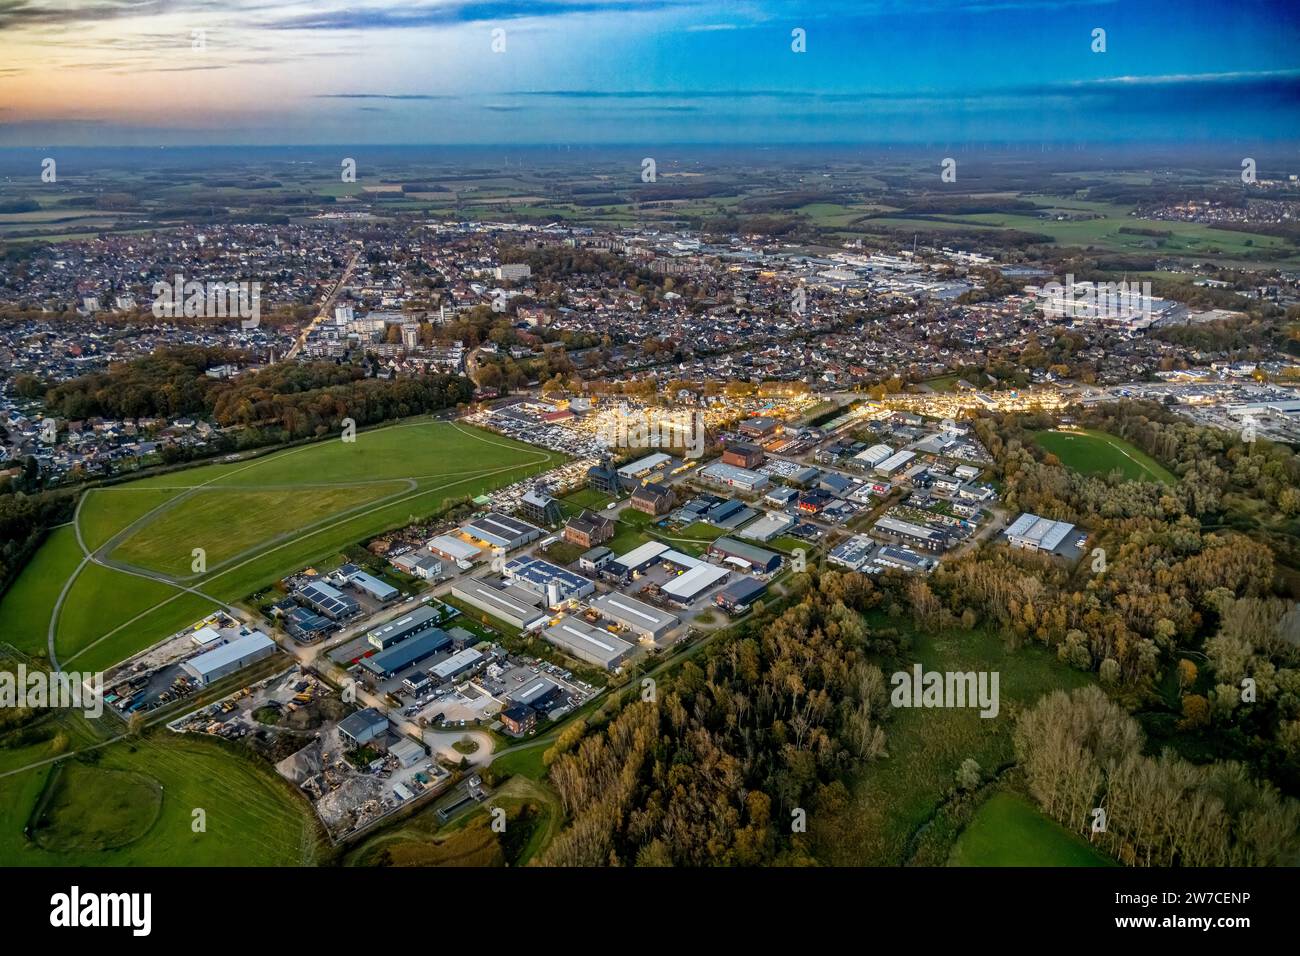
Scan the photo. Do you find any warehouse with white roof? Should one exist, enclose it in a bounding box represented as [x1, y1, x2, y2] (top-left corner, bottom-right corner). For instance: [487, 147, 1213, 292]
[1004, 512, 1077, 555]
[591, 592, 680, 641]
[450, 579, 549, 631]
[181, 631, 277, 686]
[541, 617, 635, 670]
[661, 563, 730, 605]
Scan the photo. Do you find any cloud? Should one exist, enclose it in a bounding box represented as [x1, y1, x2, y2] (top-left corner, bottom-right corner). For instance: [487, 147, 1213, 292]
[314, 92, 457, 100]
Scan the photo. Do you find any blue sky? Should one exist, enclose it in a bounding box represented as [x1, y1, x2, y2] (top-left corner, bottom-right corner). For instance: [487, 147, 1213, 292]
[0, 0, 1297, 145]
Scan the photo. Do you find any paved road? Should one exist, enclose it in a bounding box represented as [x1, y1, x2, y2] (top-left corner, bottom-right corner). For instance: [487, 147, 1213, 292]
[285, 247, 362, 360]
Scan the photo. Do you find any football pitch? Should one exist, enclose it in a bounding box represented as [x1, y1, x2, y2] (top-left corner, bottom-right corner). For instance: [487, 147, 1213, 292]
[1033, 428, 1176, 485]
[0, 419, 563, 673]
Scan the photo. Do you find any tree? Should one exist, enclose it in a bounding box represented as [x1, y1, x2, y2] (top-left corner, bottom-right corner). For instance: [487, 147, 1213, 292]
[955, 758, 982, 791]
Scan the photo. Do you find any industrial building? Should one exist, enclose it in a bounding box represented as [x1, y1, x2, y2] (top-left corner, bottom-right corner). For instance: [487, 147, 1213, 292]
[461, 512, 544, 551]
[507, 676, 561, 710]
[872, 545, 936, 573]
[608, 540, 671, 578]
[450, 579, 549, 631]
[738, 416, 778, 438]
[181, 631, 277, 686]
[617, 452, 673, 482]
[360, 628, 453, 677]
[367, 605, 444, 651]
[430, 647, 484, 682]
[542, 617, 635, 670]
[391, 552, 442, 579]
[872, 515, 950, 552]
[428, 534, 481, 564]
[661, 563, 730, 605]
[563, 510, 614, 548]
[339, 707, 388, 747]
[715, 577, 767, 615]
[502, 555, 595, 605]
[591, 592, 679, 641]
[337, 565, 399, 603]
[586, 459, 621, 495]
[630, 481, 675, 515]
[874, 450, 917, 476]
[1005, 513, 1077, 555]
[829, 534, 877, 571]
[579, 546, 614, 573]
[854, 444, 894, 468]
[737, 511, 796, 542]
[699, 461, 770, 493]
[297, 580, 360, 620]
[708, 537, 782, 574]
[721, 441, 765, 469]
[520, 488, 563, 526]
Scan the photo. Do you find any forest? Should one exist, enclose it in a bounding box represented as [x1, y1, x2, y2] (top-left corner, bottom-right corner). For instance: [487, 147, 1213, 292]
[40, 347, 474, 440]
[538, 570, 897, 866]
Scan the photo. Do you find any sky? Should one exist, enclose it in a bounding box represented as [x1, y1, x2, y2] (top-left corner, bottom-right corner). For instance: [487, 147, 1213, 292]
[0, 0, 1297, 146]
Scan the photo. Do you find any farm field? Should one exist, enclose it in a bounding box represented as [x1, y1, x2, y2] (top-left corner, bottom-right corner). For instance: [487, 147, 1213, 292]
[0, 419, 563, 671]
[948, 791, 1115, 867]
[1034, 428, 1176, 484]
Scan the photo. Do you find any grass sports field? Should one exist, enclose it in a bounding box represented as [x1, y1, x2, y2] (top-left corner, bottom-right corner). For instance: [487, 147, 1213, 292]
[0, 419, 563, 672]
[948, 791, 1115, 867]
[1034, 428, 1176, 484]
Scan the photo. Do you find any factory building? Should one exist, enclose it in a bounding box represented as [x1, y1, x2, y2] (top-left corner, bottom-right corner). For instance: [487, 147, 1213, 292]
[714, 577, 767, 615]
[367, 605, 444, 651]
[181, 631, 277, 686]
[661, 564, 730, 605]
[590, 592, 680, 641]
[429, 647, 484, 683]
[1005, 513, 1078, 555]
[874, 450, 917, 476]
[297, 580, 360, 621]
[708, 537, 782, 574]
[872, 515, 950, 552]
[737, 511, 796, 543]
[541, 617, 635, 670]
[337, 564, 399, 603]
[502, 555, 595, 605]
[428, 535, 481, 564]
[699, 461, 770, 493]
[360, 628, 453, 678]
[339, 707, 388, 747]
[828, 534, 877, 572]
[460, 512, 544, 552]
[450, 579, 549, 631]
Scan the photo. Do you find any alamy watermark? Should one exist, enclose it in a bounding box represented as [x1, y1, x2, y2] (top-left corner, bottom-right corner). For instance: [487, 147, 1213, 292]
[890, 664, 999, 718]
[1038, 273, 1153, 323]
[152, 273, 261, 328]
[0, 665, 103, 718]
[598, 408, 706, 458]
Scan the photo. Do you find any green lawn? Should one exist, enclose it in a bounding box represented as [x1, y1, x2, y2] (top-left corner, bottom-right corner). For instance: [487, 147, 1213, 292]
[1034, 428, 1176, 484]
[0, 527, 84, 658]
[949, 791, 1115, 867]
[0, 725, 320, 866]
[0, 419, 564, 671]
[110, 481, 408, 576]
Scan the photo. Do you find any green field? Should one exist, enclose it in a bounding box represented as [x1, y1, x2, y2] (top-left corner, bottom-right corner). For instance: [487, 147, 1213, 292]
[1034, 428, 1176, 484]
[0, 705, 320, 866]
[948, 791, 1115, 867]
[812, 625, 1093, 866]
[0, 419, 563, 671]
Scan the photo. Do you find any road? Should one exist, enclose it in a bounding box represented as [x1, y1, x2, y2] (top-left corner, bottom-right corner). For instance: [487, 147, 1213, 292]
[284, 246, 362, 360]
